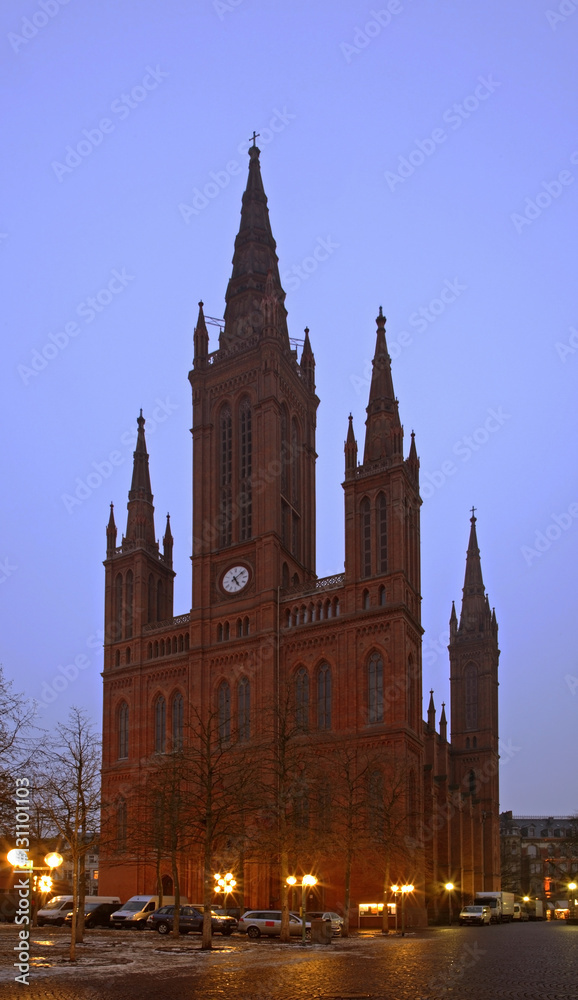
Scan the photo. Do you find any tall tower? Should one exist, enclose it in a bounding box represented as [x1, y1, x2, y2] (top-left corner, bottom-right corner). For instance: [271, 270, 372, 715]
[449, 512, 500, 891]
[188, 144, 318, 655]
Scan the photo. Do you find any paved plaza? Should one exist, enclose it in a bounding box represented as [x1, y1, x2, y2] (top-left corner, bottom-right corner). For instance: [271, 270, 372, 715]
[0, 921, 576, 999]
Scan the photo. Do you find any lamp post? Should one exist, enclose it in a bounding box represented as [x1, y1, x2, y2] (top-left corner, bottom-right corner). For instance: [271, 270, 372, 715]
[7, 850, 63, 927]
[391, 885, 400, 933]
[568, 882, 577, 924]
[214, 872, 236, 914]
[286, 874, 317, 945]
[400, 884, 414, 937]
[445, 883, 454, 926]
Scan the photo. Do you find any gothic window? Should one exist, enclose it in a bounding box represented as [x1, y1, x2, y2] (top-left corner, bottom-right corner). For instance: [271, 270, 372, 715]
[243, 616, 250, 635]
[239, 398, 252, 541]
[282, 562, 289, 589]
[472, 736, 477, 748]
[407, 655, 416, 729]
[218, 681, 231, 741]
[117, 798, 127, 851]
[238, 677, 250, 741]
[223, 621, 230, 640]
[281, 405, 289, 497]
[125, 646, 131, 665]
[147, 643, 152, 659]
[115, 649, 121, 667]
[148, 574, 155, 623]
[155, 696, 166, 753]
[292, 512, 300, 561]
[125, 570, 134, 638]
[295, 667, 309, 730]
[464, 662, 478, 730]
[291, 418, 300, 508]
[363, 589, 370, 610]
[378, 493, 388, 573]
[118, 701, 129, 759]
[172, 692, 184, 750]
[468, 769, 477, 796]
[237, 618, 243, 638]
[317, 663, 332, 731]
[379, 585, 386, 606]
[368, 651, 384, 724]
[219, 405, 233, 547]
[466, 737, 470, 749]
[281, 500, 289, 548]
[333, 597, 340, 616]
[361, 498, 371, 578]
[114, 573, 123, 640]
[218, 623, 223, 642]
[156, 580, 164, 622]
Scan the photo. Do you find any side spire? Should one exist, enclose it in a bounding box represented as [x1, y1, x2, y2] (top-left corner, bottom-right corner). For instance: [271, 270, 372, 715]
[222, 145, 288, 350]
[300, 327, 315, 392]
[456, 510, 495, 635]
[193, 300, 209, 367]
[363, 307, 402, 465]
[163, 513, 173, 568]
[125, 411, 156, 548]
[106, 502, 117, 558]
[344, 413, 358, 478]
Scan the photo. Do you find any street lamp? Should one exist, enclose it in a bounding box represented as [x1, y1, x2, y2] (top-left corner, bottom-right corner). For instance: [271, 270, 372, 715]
[445, 883, 454, 926]
[286, 874, 317, 945]
[391, 885, 400, 933]
[214, 872, 236, 912]
[400, 884, 414, 937]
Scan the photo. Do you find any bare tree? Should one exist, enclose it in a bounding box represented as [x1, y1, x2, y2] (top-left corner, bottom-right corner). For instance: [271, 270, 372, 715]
[35, 708, 100, 961]
[0, 665, 37, 837]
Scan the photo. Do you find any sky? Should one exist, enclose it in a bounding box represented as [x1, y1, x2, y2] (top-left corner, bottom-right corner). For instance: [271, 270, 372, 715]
[1, 0, 576, 816]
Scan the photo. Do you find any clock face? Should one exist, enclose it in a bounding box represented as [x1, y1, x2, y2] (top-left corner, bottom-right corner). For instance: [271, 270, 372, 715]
[221, 565, 250, 594]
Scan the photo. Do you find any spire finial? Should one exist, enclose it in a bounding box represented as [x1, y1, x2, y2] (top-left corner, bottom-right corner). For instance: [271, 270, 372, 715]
[470, 505, 477, 522]
[249, 130, 260, 147]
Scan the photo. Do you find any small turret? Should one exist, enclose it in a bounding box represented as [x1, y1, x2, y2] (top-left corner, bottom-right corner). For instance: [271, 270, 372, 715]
[163, 513, 173, 568]
[106, 503, 117, 558]
[193, 301, 209, 367]
[300, 327, 315, 392]
[344, 414, 358, 479]
[427, 689, 436, 732]
[439, 702, 447, 742]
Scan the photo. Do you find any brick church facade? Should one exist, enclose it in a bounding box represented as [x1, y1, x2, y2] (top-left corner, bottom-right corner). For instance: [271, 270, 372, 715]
[99, 145, 501, 924]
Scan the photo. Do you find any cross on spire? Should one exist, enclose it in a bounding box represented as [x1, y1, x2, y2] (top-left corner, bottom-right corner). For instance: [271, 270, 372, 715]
[249, 130, 260, 147]
[470, 505, 477, 519]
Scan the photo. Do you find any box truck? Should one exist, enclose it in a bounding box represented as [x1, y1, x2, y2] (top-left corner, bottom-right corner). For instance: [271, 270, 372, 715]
[473, 891, 515, 923]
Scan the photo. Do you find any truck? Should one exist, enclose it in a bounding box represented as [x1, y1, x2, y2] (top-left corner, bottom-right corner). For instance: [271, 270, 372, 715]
[473, 891, 515, 923]
[522, 898, 544, 921]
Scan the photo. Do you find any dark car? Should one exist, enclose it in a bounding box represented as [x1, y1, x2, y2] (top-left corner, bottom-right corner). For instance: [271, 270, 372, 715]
[146, 904, 236, 935]
[64, 902, 122, 928]
[0, 891, 18, 923]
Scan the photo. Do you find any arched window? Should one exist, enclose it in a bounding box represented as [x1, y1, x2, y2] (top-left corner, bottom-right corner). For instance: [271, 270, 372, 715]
[465, 662, 478, 730]
[363, 589, 370, 610]
[148, 574, 155, 623]
[238, 677, 250, 741]
[159, 639, 165, 656]
[466, 737, 470, 749]
[117, 798, 127, 851]
[223, 621, 230, 641]
[361, 498, 371, 578]
[155, 696, 166, 753]
[468, 769, 477, 796]
[147, 643, 152, 659]
[156, 580, 164, 622]
[295, 667, 309, 730]
[378, 493, 387, 573]
[379, 585, 386, 607]
[243, 616, 250, 636]
[218, 681, 231, 741]
[218, 623, 223, 642]
[153, 640, 159, 657]
[114, 649, 121, 667]
[237, 618, 243, 638]
[178, 635, 184, 652]
[118, 701, 129, 759]
[125, 570, 133, 638]
[184, 634, 189, 650]
[172, 692, 184, 750]
[333, 597, 340, 616]
[473, 736, 477, 748]
[114, 573, 123, 640]
[125, 646, 131, 665]
[282, 562, 289, 589]
[239, 398, 252, 541]
[317, 663, 332, 731]
[368, 652, 383, 724]
[219, 405, 233, 546]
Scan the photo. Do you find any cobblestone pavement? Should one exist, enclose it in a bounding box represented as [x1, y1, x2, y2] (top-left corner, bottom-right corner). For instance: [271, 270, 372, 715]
[0, 922, 577, 999]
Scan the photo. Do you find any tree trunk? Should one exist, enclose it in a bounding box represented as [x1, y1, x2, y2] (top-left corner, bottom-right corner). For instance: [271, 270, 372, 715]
[156, 851, 163, 909]
[69, 851, 77, 962]
[171, 851, 180, 938]
[381, 855, 391, 934]
[201, 833, 213, 950]
[342, 850, 352, 937]
[279, 849, 290, 942]
[76, 853, 86, 942]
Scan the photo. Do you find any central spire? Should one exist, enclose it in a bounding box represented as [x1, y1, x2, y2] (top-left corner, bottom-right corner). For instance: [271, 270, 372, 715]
[363, 307, 402, 464]
[221, 145, 288, 350]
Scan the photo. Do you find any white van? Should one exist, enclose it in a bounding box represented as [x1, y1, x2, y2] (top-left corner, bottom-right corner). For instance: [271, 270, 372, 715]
[111, 895, 187, 929]
[37, 895, 120, 927]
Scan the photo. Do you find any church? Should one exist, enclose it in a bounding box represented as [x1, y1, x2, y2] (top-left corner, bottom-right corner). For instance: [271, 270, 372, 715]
[99, 143, 501, 926]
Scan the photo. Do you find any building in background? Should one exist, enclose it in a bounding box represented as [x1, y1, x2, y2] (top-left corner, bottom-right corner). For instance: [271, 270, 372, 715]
[98, 145, 501, 924]
[501, 812, 578, 915]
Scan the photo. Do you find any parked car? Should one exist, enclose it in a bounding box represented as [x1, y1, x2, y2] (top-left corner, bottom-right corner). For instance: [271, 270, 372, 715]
[63, 901, 121, 928]
[237, 910, 311, 939]
[0, 891, 18, 923]
[459, 904, 491, 926]
[306, 911, 343, 935]
[513, 903, 529, 921]
[146, 904, 237, 935]
[111, 895, 185, 929]
[37, 895, 120, 927]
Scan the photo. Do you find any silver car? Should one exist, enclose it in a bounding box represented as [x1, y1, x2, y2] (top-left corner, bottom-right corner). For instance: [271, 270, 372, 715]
[237, 910, 310, 938]
[307, 910, 343, 934]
